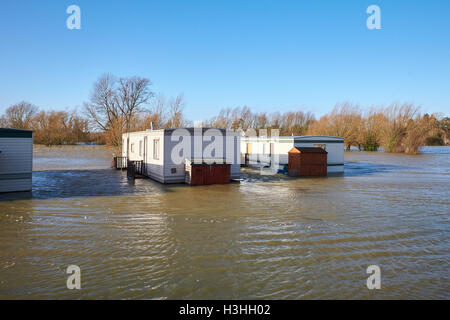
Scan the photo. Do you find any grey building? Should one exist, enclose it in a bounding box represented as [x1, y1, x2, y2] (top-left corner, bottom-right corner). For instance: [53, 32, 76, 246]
[0, 128, 33, 193]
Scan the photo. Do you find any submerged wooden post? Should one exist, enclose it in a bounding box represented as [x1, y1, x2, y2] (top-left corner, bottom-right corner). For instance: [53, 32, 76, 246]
[127, 160, 135, 180]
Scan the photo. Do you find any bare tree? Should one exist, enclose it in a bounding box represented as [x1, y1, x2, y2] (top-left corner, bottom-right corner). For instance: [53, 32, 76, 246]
[84, 74, 154, 146]
[0, 115, 7, 127]
[117, 76, 154, 133]
[3, 101, 38, 129]
[381, 103, 419, 152]
[166, 93, 187, 128]
[239, 106, 253, 131]
[440, 117, 449, 145]
[150, 93, 167, 129]
[84, 73, 120, 132]
[357, 108, 385, 151]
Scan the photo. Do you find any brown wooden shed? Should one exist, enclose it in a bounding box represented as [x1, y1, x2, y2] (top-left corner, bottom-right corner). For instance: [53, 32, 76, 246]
[185, 159, 231, 186]
[288, 147, 328, 177]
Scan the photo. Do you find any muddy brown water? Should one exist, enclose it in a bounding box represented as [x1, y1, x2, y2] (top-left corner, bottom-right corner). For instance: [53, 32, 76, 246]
[0, 145, 448, 299]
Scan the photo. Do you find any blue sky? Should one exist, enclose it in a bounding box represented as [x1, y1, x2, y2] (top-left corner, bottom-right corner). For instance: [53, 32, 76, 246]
[0, 0, 449, 120]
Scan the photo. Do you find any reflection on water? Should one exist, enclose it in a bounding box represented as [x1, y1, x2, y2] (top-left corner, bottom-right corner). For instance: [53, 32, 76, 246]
[0, 146, 449, 299]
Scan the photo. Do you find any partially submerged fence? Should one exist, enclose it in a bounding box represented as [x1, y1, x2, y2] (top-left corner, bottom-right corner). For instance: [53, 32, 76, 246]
[112, 156, 127, 170]
[127, 160, 146, 180]
[112, 156, 146, 180]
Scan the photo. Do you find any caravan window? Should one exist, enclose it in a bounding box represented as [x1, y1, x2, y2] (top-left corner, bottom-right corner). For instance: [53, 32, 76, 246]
[130, 143, 134, 153]
[139, 141, 142, 156]
[153, 139, 160, 160]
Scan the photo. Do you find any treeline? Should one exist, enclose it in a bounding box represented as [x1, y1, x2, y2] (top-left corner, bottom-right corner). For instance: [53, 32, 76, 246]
[1, 73, 448, 154]
[0, 73, 190, 146]
[205, 103, 449, 154]
[307, 103, 448, 154]
[0, 102, 100, 145]
[204, 106, 315, 136]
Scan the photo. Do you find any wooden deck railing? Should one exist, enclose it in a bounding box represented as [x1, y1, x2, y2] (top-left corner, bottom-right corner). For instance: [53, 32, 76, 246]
[112, 156, 146, 179]
[127, 160, 146, 180]
[112, 156, 127, 170]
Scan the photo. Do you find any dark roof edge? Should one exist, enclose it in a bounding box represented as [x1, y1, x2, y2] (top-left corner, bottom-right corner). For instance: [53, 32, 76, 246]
[290, 147, 328, 153]
[0, 128, 33, 138]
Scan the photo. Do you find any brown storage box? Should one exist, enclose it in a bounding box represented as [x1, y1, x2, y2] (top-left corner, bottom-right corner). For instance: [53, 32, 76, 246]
[288, 147, 327, 177]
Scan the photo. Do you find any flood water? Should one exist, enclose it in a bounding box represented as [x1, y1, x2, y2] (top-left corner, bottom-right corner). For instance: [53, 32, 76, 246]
[0, 145, 448, 299]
